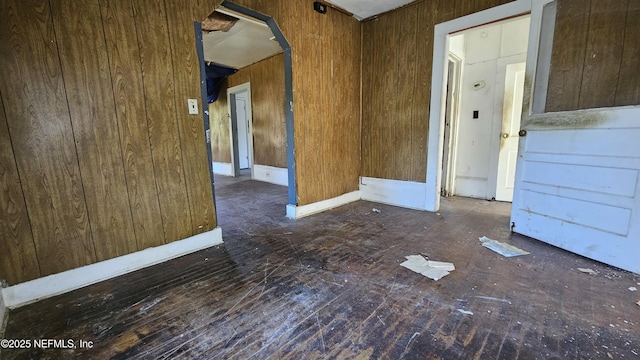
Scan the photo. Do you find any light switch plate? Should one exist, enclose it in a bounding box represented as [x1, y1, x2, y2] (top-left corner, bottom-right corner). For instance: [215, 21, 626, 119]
[188, 99, 198, 115]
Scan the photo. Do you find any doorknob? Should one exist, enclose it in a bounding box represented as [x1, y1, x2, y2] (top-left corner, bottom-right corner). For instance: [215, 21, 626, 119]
[502, 133, 509, 138]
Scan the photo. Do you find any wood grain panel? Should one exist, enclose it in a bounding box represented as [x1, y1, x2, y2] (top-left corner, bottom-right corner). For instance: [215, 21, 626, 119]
[255, 0, 280, 23]
[412, 1, 436, 182]
[0, 0, 95, 277]
[394, 6, 418, 181]
[332, 12, 361, 194]
[545, 0, 591, 112]
[209, 80, 232, 163]
[251, 55, 286, 168]
[51, 0, 137, 261]
[319, 1, 333, 198]
[615, 0, 640, 106]
[133, 0, 193, 243]
[578, 0, 627, 109]
[361, 21, 375, 179]
[295, 1, 323, 203]
[165, 0, 216, 234]
[0, 97, 40, 285]
[99, 0, 165, 249]
[228, 68, 251, 88]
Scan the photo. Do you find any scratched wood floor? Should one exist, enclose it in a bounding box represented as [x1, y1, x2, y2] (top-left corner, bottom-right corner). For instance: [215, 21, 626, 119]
[2, 174, 639, 359]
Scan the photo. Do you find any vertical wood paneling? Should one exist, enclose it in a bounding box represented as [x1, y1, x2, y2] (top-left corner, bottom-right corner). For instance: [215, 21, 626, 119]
[51, 0, 137, 261]
[412, 1, 436, 182]
[614, 0, 640, 106]
[545, 0, 591, 112]
[296, 2, 322, 203]
[1, 0, 218, 285]
[133, 0, 193, 243]
[333, 12, 361, 194]
[209, 80, 232, 163]
[99, 0, 165, 249]
[251, 55, 286, 168]
[362, 0, 515, 182]
[361, 22, 374, 180]
[546, 0, 639, 111]
[0, 97, 40, 285]
[0, 0, 95, 277]
[578, 0, 627, 109]
[165, 0, 216, 234]
[319, 1, 333, 198]
[395, 7, 418, 181]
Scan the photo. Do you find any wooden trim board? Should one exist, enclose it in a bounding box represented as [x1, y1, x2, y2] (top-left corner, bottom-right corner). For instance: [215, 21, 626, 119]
[286, 191, 361, 219]
[360, 177, 428, 210]
[253, 165, 288, 186]
[1, 228, 223, 309]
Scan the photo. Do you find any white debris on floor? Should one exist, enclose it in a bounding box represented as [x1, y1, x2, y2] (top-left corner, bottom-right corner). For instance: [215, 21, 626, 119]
[577, 268, 598, 275]
[478, 236, 530, 257]
[400, 255, 455, 281]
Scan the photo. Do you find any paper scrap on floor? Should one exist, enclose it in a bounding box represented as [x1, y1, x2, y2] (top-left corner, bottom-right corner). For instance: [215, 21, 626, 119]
[577, 268, 598, 275]
[400, 255, 455, 281]
[478, 236, 530, 257]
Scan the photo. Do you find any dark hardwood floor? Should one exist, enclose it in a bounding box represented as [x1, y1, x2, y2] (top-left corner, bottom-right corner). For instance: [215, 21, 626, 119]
[2, 174, 639, 359]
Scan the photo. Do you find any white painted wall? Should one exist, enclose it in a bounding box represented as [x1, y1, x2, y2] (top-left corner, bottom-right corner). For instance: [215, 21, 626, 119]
[453, 16, 530, 199]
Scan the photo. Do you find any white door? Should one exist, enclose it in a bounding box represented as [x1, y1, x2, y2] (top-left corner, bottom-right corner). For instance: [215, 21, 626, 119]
[511, 0, 640, 274]
[235, 96, 250, 169]
[495, 62, 525, 202]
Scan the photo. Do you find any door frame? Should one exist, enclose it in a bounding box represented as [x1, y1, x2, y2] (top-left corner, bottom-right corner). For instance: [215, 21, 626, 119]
[227, 82, 254, 177]
[441, 54, 462, 197]
[425, 0, 532, 211]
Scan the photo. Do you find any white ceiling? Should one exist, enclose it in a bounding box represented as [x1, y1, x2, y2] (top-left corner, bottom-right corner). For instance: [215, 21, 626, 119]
[325, 0, 417, 20]
[202, 7, 282, 69]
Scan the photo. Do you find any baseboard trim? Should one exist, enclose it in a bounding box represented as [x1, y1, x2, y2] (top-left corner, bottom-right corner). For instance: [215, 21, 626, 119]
[286, 190, 361, 219]
[360, 177, 428, 210]
[213, 162, 234, 176]
[1, 228, 223, 310]
[253, 164, 288, 186]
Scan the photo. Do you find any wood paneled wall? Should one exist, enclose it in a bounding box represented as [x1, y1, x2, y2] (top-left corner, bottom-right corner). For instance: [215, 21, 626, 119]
[361, 0, 513, 182]
[226, 0, 362, 205]
[0, 0, 217, 286]
[210, 79, 233, 164]
[546, 0, 640, 112]
[209, 54, 287, 168]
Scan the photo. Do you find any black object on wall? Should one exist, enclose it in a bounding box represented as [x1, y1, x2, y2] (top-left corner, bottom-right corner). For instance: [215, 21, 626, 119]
[206, 63, 237, 103]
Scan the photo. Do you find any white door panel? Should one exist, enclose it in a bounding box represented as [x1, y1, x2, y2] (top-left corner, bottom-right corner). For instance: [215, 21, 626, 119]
[511, 110, 640, 274]
[495, 62, 525, 201]
[511, 0, 639, 274]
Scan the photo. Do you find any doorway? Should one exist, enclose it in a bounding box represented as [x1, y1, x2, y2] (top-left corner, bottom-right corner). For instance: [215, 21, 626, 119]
[227, 83, 253, 177]
[440, 15, 530, 202]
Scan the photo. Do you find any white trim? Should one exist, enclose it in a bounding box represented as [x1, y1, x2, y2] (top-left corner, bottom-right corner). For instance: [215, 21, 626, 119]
[286, 191, 361, 219]
[426, 0, 532, 212]
[1, 228, 223, 309]
[227, 82, 253, 177]
[253, 164, 288, 186]
[360, 177, 428, 210]
[212, 162, 234, 176]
